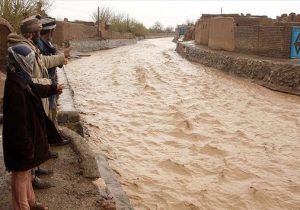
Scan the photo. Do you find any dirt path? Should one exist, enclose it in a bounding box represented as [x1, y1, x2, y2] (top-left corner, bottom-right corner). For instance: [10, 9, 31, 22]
[64, 38, 300, 210]
[0, 125, 103, 210]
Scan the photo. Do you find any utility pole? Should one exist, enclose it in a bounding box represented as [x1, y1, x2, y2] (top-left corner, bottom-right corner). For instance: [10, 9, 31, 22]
[127, 14, 129, 32]
[97, 6, 100, 37]
[221, 7, 223, 15]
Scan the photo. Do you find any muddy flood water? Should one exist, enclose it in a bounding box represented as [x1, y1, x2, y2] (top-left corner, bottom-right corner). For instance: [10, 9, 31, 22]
[65, 38, 300, 210]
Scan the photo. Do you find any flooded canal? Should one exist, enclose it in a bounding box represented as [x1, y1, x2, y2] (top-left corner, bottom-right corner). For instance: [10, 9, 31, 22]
[65, 38, 300, 210]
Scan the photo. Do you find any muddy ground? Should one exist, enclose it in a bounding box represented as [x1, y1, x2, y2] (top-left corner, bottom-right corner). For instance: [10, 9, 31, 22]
[0, 124, 107, 210]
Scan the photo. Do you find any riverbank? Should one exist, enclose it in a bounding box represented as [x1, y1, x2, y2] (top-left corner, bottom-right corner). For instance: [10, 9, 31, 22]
[0, 125, 110, 210]
[70, 38, 137, 53]
[176, 41, 300, 96]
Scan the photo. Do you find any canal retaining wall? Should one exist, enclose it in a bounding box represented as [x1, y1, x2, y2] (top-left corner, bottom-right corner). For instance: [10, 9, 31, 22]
[145, 32, 175, 39]
[70, 38, 137, 52]
[176, 41, 300, 95]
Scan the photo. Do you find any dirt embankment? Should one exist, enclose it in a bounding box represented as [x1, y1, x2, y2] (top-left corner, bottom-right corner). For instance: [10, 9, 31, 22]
[0, 125, 116, 210]
[176, 41, 300, 96]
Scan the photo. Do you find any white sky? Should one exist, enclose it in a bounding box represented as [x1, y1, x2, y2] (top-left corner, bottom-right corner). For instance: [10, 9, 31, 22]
[49, 1, 299, 28]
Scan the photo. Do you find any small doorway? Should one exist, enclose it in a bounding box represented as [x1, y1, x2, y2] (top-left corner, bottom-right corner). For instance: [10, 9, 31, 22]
[290, 26, 300, 58]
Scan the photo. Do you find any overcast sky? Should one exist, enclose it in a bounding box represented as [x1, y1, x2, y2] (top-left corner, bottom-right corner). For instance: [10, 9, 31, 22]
[49, 1, 299, 28]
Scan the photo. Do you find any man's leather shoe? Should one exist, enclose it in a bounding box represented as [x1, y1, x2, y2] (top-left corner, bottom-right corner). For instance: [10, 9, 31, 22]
[32, 177, 52, 189]
[35, 167, 53, 176]
[50, 151, 58, 159]
[51, 139, 71, 146]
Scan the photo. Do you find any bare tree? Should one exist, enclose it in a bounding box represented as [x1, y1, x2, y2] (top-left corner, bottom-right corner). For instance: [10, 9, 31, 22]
[90, 6, 147, 35]
[148, 21, 163, 33]
[165, 26, 174, 33]
[91, 6, 114, 24]
[0, 0, 53, 31]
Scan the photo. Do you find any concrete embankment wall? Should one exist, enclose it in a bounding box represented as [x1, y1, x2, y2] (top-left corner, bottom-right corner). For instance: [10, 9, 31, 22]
[70, 39, 137, 52]
[145, 32, 175, 39]
[176, 41, 300, 95]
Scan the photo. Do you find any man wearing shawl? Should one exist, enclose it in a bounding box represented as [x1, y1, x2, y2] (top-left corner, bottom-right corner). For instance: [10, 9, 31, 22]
[7, 15, 70, 190]
[3, 43, 63, 210]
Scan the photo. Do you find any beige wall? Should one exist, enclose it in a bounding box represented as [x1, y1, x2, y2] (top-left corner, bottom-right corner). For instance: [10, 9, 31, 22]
[195, 18, 210, 45]
[53, 21, 98, 45]
[234, 25, 298, 58]
[53, 21, 135, 46]
[234, 17, 273, 26]
[208, 17, 235, 51]
[183, 26, 195, 41]
[144, 33, 175, 39]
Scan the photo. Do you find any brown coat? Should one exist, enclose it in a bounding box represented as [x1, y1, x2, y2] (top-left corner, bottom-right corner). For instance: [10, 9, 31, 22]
[2, 70, 62, 171]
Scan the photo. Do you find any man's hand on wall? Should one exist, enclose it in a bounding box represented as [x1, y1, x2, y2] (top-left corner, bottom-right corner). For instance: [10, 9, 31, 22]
[64, 58, 68, 65]
[64, 47, 71, 58]
[57, 84, 64, 95]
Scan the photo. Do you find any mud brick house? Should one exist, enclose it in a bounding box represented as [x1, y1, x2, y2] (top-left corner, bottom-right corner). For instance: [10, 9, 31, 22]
[194, 13, 300, 58]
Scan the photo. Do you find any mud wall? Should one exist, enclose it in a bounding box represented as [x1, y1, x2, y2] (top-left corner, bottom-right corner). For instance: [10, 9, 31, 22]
[234, 17, 273, 26]
[208, 17, 235, 51]
[234, 26, 292, 58]
[183, 26, 195, 41]
[52, 21, 98, 46]
[194, 15, 300, 58]
[100, 31, 135, 40]
[70, 39, 137, 52]
[195, 18, 210, 45]
[176, 41, 300, 96]
[144, 33, 175, 39]
[52, 21, 135, 46]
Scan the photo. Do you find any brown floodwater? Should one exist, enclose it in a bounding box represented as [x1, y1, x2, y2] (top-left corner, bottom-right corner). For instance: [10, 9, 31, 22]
[65, 38, 300, 210]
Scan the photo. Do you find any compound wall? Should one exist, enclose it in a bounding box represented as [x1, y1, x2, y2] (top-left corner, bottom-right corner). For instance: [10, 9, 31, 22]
[208, 17, 235, 51]
[234, 25, 293, 58]
[195, 18, 210, 45]
[194, 15, 300, 58]
[52, 21, 98, 46]
[52, 21, 135, 46]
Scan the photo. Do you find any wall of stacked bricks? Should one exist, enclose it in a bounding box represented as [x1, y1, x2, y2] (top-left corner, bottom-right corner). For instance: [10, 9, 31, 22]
[234, 26, 287, 57]
[234, 17, 273, 26]
[0, 17, 13, 73]
[52, 21, 98, 46]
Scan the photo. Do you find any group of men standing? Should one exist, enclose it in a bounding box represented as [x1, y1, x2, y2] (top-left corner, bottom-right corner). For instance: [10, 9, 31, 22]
[2, 14, 70, 210]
